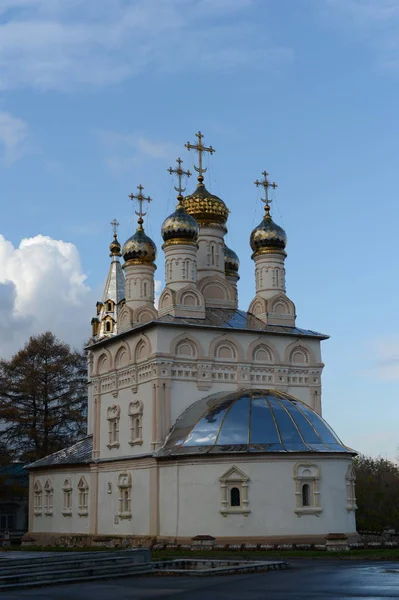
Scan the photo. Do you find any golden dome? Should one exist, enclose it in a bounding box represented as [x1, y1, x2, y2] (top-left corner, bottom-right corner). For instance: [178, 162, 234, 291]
[224, 244, 240, 278]
[183, 182, 229, 227]
[250, 206, 287, 258]
[161, 203, 199, 246]
[109, 234, 121, 257]
[122, 224, 156, 265]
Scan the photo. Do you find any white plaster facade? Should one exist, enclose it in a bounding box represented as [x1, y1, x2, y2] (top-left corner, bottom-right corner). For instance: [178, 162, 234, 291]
[27, 148, 357, 545]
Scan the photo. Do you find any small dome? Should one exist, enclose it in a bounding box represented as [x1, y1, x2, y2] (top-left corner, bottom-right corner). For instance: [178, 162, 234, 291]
[157, 389, 353, 457]
[184, 182, 229, 227]
[122, 227, 156, 264]
[250, 206, 287, 257]
[224, 244, 239, 276]
[109, 234, 121, 257]
[161, 205, 199, 245]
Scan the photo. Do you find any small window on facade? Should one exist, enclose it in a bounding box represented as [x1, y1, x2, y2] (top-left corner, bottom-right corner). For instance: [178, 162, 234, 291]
[143, 282, 147, 297]
[106, 321, 111, 332]
[219, 466, 250, 516]
[230, 487, 241, 507]
[118, 472, 132, 519]
[62, 478, 73, 515]
[77, 477, 89, 516]
[294, 464, 322, 516]
[128, 400, 143, 446]
[107, 302, 112, 311]
[33, 481, 43, 515]
[302, 483, 310, 507]
[44, 479, 53, 515]
[107, 405, 120, 448]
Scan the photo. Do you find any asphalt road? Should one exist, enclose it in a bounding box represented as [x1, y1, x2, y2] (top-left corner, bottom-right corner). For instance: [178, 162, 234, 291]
[3, 559, 399, 599]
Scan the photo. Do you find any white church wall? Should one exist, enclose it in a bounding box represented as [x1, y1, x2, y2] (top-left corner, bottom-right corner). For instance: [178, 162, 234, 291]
[96, 466, 150, 536]
[31, 470, 91, 535]
[159, 457, 356, 539]
[99, 382, 153, 458]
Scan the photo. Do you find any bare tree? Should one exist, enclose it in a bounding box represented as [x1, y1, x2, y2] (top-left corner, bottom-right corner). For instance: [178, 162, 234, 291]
[0, 332, 87, 462]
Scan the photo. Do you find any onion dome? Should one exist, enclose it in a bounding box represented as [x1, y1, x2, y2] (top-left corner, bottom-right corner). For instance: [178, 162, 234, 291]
[250, 205, 287, 257]
[157, 389, 354, 457]
[109, 233, 121, 257]
[224, 244, 240, 278]
[122, 221, 156, 265]
[161, 201, 199, 246]
[183, 181, 229, 228]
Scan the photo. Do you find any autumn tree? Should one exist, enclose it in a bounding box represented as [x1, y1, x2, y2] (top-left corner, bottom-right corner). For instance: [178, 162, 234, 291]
[354, 455, 399, 531]
[0, 332, 87, 462]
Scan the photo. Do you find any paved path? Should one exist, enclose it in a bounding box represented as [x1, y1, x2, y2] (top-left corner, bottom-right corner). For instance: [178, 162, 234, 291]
[2, 559, 399, 599]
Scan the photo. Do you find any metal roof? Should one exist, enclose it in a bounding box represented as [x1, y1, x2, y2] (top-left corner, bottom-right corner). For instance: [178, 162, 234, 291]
[91, 308, 328, 349]
[27, 436, 93, 470]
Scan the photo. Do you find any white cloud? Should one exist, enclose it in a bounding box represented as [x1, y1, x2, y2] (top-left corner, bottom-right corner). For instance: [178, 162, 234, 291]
[0, 110, 35, 165]
[0, 233, 93, 357]
[97, 130, 180, 173]
[0, 0, 291, 91]
[0, 232, 165, 358]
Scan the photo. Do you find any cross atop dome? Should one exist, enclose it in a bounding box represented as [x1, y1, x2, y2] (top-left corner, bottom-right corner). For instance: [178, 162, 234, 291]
[129, 184, 152, 230]
[168, 157, 191, 202]
[254, 170, 278, 215]
[110, 218, 119, 237]
[185, 131, 215, 184]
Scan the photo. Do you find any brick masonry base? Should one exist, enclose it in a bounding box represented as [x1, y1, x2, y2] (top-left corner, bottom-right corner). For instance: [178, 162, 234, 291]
[22, 531, 359, 550]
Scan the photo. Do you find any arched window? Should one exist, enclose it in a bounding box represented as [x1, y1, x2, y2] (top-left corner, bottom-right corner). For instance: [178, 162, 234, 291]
[118, 472, 132, 519]
[346, 465, 357, 512]
[302, 483, 310, 507]
[62, 478, 73, 515]
[211, 244, 215, 265]
[44, 479, 53, 515]
[107, 405, 120, 449]
[33, 481, 42, 515]
[107, 302, 112, 312]
[143, 282, 148, 297]
[106, 321, 111, 332]
[230, 487, 241, 507]
[219, 466, 250, 516]
[128, 401, 143, 446]
[77, 477, 89, 517]
[293, 464, 322, 516]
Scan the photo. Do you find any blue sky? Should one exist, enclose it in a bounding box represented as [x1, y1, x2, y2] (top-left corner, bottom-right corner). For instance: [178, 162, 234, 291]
[0, 0, 398, 459]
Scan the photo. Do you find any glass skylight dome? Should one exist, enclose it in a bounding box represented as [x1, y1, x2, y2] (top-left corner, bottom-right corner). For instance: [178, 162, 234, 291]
[157, 389, 354, 457]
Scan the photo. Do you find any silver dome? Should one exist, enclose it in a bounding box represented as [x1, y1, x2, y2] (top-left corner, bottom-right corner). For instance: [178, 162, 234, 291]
[157, 389, 353, 456]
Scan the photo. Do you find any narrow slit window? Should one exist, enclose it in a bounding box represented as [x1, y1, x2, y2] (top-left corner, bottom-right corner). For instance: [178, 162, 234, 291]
[230, 487, 241, 507]
[302, 483, 310, 507]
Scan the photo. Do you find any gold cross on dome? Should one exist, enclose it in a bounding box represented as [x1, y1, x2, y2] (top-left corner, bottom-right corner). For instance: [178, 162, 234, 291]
[129, 185, 152, 225]
[254, 170, 278, 207]
[185, 131, 215, 182]
[110, 218, 119, 237]
[168, 157, 191, 198]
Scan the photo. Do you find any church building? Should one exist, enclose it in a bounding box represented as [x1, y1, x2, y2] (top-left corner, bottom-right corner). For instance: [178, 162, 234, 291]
[26, 132, 357, 546]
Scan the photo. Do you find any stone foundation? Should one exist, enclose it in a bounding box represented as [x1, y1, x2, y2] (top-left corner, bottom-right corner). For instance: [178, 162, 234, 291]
[22, 531, 359, 550]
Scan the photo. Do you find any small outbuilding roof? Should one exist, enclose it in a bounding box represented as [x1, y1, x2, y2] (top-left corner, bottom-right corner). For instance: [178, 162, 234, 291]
[156, 389, 355, 457]
[27, 436, 93, 470]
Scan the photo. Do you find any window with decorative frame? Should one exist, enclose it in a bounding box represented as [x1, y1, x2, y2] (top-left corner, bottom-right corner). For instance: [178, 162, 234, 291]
[33, 481, 42, 516]
[62, 478, 73, 516]
[117, 472, 132, 519]
[128, 400, 143, 446]
[346, 464, 357, 512]
[43, 479, 53, 516]
[219, 466, 250, 516]
[77, 477, 89, 517]
[293, 463, 322, 516]
[107, 405, 120, 449]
